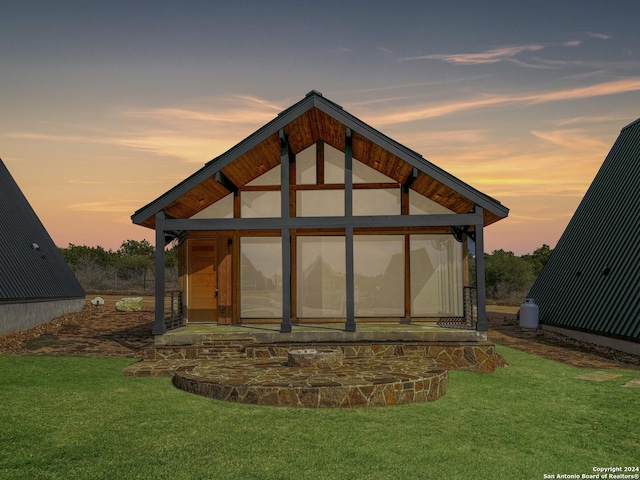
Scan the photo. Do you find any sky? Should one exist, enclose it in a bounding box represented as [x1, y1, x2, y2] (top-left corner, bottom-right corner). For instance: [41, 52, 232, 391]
[1, 0, 639, 256]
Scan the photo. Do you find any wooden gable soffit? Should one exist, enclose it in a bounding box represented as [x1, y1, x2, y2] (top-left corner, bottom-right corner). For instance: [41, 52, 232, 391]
[132, 91, 508, 228]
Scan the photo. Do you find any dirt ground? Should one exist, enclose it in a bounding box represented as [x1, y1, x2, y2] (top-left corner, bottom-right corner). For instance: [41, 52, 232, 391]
[1, 296, 639, 370]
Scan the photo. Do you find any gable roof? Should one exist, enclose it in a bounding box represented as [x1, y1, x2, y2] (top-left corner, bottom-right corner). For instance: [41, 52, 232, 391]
[0, 159, 85, 302]
[132, 90, 509, 228]
[527, 118, 640, 342]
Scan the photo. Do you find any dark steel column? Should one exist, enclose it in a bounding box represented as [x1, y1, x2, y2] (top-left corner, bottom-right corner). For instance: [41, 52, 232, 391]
[344, 129, 356, 332]
[474, 206, 488, 331]
[280, 130, 292, 333]
[153, 211, 167, 335]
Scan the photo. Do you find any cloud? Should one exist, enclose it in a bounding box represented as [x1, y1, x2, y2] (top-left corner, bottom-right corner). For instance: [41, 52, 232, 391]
[377, 47, 394, 54]
[401, 44, 544, 65]
[4, 132, 110, 144]
[554, 115, 632, 126]
[588, 33, 610, 40]
[530, 129, 609, 150]
[363, 78, 640, 125]
[66, 201, 137, 213]
[564, 40, 582, 47]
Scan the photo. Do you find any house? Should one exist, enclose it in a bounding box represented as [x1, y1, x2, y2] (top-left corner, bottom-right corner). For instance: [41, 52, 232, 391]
[132, 91, 509, 335]
[527, 118, 640, 355]
[0, 159, 85, 336]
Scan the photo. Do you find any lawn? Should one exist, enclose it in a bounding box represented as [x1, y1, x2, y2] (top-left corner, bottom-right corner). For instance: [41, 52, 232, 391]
[0, 347, 638, 479]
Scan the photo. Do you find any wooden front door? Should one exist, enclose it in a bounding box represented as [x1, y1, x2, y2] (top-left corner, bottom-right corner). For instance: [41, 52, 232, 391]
[187, 239, 218, 323]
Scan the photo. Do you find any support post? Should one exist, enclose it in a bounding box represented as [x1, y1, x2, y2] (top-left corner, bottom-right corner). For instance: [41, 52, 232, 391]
[473, 206, 488, 331]
[153, 211, 167, 335]
[280, 130, 292, 333]
[344, 129, 356, 332]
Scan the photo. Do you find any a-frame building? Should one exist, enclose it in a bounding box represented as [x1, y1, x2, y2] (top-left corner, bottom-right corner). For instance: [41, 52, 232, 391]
[132, 91, 509, 335]
[0, 159, 85, 336]
[527, 118, 640, 354]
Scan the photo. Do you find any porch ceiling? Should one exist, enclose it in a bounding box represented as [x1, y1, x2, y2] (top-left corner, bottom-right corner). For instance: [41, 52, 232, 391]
[134, 93, 508, 229]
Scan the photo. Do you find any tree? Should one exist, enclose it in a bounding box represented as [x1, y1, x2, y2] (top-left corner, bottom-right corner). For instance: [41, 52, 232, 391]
[117, 239, 154, 258]
[116, 240, 154, 282]
[522, 244, 553, 276]
[484, 249, 536, 300]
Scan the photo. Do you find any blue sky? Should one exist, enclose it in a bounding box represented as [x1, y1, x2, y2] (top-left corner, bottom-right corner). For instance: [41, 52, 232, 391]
[1, 0, 639, 254]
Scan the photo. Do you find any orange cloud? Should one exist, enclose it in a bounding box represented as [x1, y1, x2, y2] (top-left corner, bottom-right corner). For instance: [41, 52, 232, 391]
[364, 78, 640, 125]
[401, 45, 544, 64]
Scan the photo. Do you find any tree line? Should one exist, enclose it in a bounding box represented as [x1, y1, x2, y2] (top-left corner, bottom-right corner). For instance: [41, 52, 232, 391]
[59, 239, 178, 294]
[60, 239, 553, 304]
[483, 244, 553, 304]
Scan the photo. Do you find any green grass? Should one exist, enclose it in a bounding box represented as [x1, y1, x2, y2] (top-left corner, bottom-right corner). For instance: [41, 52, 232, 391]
[1, 348, 638, 479]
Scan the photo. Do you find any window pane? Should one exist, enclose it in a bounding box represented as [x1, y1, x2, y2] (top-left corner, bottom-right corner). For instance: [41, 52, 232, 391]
[246, 165, 281, 186]
[190, 193, 233, 219]
[241, 191, 280, 218]
[353, 159, 395, 183]
[297, 236, 345, 318]
[296, 190, 344, 217]
[353, 188, 400, 216]
[296, 144, 316, 185]
[241, 237, 282, 318]
[324, 144, 345, 183]
[354, 235, 404, 317]
[409, 189, 454, 214]
[411, 235, 463, 316]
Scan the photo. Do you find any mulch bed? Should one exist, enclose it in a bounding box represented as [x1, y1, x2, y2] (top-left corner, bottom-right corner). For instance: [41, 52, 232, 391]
[487, 312, 640, 370]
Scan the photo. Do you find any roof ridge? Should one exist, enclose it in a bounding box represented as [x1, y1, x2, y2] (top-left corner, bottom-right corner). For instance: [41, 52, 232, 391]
[621, 117, 640, 132]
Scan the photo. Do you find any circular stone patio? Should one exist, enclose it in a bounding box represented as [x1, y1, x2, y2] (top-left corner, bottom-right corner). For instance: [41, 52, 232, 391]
[171, 356, 448, 408]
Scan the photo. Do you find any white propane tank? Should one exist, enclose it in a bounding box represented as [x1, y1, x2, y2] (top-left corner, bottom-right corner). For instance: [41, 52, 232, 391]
[520, 298, 539, 329]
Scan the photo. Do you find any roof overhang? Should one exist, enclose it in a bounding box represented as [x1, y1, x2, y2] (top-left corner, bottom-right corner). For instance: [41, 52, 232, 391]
[132, 91, 509, 229]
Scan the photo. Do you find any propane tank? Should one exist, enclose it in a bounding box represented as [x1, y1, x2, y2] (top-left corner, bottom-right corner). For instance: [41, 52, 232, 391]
[519, 298, 539, 329]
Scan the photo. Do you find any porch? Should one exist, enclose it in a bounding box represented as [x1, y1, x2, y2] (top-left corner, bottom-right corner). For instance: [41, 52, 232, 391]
[123, 322, 500, 407]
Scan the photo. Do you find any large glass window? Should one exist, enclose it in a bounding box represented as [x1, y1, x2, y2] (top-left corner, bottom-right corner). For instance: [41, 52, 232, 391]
[411, 235, 463, 316]
[409, 189, 454, 214]
[296, 190, 344, 217]
[241, 237, 282, 318]
[353, 159, 395, 183]
[190, 193, 233, 219]
[246, 165, 281, 186]
[324, 144, 345, 183]
[353, 188, 401, 216]
[296, 144, 316, 185]
[297, 236, 346, 318]
[354, 235, 404, 317]
[241, 191, 280, 218]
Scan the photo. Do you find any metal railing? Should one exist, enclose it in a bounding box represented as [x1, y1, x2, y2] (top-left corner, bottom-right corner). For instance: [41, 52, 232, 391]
[437, 286, 477, 330]
[164, 290, 184, 331]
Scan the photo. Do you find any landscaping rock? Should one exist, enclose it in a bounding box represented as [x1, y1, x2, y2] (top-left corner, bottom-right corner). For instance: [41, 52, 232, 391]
[115, 297, 143, 312]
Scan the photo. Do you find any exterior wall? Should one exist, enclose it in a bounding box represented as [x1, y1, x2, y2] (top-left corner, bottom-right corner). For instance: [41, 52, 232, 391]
[542, 325, 640, 356]
[0, 297, 85, 337]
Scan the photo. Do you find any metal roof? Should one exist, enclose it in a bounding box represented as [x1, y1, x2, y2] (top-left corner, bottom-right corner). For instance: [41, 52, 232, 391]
[0, 159, 85, 302]
[132, 90, 509, 228]
[527, 118, 640, 342]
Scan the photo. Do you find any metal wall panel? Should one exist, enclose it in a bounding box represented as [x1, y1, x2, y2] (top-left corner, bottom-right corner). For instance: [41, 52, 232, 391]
[528, 119, 640, 342]
[0, 160, 85, 302]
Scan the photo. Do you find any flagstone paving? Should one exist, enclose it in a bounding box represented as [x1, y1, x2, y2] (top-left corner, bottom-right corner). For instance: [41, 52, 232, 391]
[622, 378, 640, 388]
[171, 357, 448, 408]
[574, 371, 623, 382]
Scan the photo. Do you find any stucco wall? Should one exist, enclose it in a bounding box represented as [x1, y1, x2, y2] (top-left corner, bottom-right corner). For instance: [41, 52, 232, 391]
[0, 298, 85, 337]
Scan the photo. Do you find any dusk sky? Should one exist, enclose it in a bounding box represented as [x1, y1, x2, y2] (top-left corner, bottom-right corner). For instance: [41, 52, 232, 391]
[1, 0, 639, 255]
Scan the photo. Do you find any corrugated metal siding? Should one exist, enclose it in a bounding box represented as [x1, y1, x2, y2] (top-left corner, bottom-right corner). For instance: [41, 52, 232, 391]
[0, 159, 85, 301]
[527, 119, 640, 342]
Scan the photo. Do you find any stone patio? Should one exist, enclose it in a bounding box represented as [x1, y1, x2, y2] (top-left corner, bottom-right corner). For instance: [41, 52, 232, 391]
[123, 323, 501, 407]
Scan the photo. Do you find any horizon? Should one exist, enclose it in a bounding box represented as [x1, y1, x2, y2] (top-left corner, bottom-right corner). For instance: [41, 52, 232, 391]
[2, 1, 639, 256]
